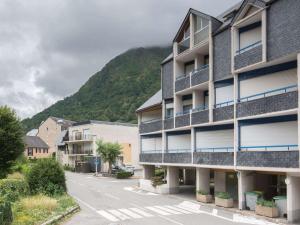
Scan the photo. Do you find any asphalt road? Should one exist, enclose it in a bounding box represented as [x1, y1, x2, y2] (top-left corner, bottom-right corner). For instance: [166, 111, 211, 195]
[64, 172, 277, 225]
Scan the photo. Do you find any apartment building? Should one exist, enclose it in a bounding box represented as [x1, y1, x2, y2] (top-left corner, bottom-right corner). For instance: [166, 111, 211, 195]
[137, 0, 300, 222]
[62, 120, 139, 171]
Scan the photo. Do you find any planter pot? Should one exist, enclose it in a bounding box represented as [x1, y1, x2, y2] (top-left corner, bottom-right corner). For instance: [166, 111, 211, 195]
[196, 194, 213, 203]
[255, 205, 279, 218]
[215, 197, 233, 208]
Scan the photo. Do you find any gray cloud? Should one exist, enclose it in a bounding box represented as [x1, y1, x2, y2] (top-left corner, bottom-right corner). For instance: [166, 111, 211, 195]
[0, 0, 240, 119]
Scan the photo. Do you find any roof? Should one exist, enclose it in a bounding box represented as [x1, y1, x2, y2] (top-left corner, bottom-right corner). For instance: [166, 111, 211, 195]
[72, 120, 138, 127]
[50, 116, 75, 127]
[136, 90, 162, 113]
[26, 129, 38, 136]
[56, 130, 68, 146]
[24, 136, 49, 149]
[161, 53, 173, 65]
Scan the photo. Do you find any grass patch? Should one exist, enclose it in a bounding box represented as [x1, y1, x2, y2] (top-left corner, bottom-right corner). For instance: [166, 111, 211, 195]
[12, 194, 78, 225]
[7, 172, 24, 180]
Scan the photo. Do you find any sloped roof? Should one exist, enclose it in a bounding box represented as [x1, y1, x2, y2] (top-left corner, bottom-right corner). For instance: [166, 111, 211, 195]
[50, 116, 75, 127]
[24, 136, 49, 148]
[26, 129, 38, 136]
[136, 90, 162, 113]
[56, 130, 68, 146]
[161, 53, 173, 65]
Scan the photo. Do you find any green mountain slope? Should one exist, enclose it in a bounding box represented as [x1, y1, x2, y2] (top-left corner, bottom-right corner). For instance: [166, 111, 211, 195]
[22, 46, 171, 131]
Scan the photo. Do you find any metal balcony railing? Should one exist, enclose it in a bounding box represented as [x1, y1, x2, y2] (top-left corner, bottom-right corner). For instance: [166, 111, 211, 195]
[192, 104, 208, 113]
[68, 149, 93, 155]
[239, 145, 298, 151]
[140, 118, 162, 124]
[236, 41, 262, 55]
[167, 149, 191, 153]
[215, 100, 234, 108]
[69, 134, 93, 141]
[195, 147, 234, 153]
[178, 38, 190, 54]
[176, 110, 191, 117]
[239, 85, 297, 103]
[141, 150, 162, 154]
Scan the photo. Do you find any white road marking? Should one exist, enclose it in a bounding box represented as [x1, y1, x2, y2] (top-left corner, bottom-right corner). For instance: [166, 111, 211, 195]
[104, 193, 120, 200]
[164, 205, 192, 214]
[175, 204, 202, 214]
[118, 208, 143, 219]
[129, 208, 154, 217]
[97, 210, 119, 222]
[154, 206, 182, 215]
[108, 209, 130, 220]
[146, 206, 171, 215]
[212, 208, 218, 215]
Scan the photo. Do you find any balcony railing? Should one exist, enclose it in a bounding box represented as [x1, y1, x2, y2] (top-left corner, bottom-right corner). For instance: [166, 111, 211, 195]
[215, 100, 234, 108]
[194, 26, 209, 46]
[139, 119, 162, 133]
[167, 149, 191, 153]
[69, 134, 93, 141]
[239, 144, 298, 151]
[141, 150, 162, 154]
[178, 38, 190, 54]
[239, 85, 297, 103]
[176, 110, 191, 116]
[196, 147, 234, 153]
[192, 105, 207, 113]
[68, 149, 93, 155]
[236, 41, 262, 55]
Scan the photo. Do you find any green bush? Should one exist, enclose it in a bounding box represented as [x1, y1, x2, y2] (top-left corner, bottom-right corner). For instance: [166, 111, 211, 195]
[0, 198, 13, 225]
[26, 159, 66, 196]
[256, 199, 276, 208]
[154, 168, 165, 177]
[116, 171, 132, 179]
[0, 179, 29, 202]
[151, 176, 165, 187]
[216, 192, 232, 199]
[197, 190, 209, 195]
[63, 164, 75, 172]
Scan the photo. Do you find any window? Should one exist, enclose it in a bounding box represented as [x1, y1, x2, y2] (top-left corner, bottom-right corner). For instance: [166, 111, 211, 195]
[183, 26, 190, 39]
[28, 148, 33, 156]
[195, 16, 209, 32]
[166, 108, 174, 119]
[184, 61, 195, 75]
[35, 148, 38, 153]
[204, 55, 209, 66]
[238, 21, 262, 54]
[183, 105, 192, 114]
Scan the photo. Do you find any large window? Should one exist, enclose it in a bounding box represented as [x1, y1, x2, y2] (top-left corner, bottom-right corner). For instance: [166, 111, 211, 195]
[238, 21, 262, 54]
[184, 61, 195, 76]
[195, 16, 209, 32]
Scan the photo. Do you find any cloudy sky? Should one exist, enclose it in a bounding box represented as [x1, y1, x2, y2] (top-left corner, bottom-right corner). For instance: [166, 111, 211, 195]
[0, 0, 240, 119]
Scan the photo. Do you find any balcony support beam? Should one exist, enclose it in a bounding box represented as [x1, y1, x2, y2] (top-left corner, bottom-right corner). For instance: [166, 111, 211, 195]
[238, 171, 254, 210]
[196, 168, 210, 193]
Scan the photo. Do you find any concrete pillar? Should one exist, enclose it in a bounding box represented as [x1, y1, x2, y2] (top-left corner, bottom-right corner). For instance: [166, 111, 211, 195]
[238, 171, 254, 210]
[214, 171, 226, 193]
[196, 168, 210, 193]
[166, 166, 179, 194]
[183, 169, 196, 185]
[286, 175, 300, 223]
[143, 165, 155, 180]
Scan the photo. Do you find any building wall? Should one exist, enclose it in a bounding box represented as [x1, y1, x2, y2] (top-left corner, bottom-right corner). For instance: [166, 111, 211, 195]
[213, 29, 232, 81]
[37, 118, 62, 155]
[162, 60, 174, 99]
[24, 147, 50, 159]
[267, 0, 300, 61]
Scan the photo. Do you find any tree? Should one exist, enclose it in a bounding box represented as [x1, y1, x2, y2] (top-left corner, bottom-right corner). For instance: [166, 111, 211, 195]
[0, 106, 24, 178]
[96, 140, 122, 174]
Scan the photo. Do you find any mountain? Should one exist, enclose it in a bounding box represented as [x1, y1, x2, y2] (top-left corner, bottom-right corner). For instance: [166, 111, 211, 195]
[22, 46, 171, 131]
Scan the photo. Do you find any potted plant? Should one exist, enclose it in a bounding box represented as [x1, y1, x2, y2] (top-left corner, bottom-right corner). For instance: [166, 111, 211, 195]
[255, 199, 279, 218]
[215, 192, 233, 208]
[245, 191, 263, 211]
[196, 190, 213, 203]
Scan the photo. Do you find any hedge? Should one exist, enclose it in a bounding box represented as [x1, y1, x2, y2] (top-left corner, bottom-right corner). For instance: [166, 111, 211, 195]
[116, 171, 132, 179]
[0, 179, 29, 202]
[0, 198, 13, 225]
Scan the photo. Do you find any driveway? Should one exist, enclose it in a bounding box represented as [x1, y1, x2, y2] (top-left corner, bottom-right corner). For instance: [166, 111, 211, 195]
[64, 172, 277, 225]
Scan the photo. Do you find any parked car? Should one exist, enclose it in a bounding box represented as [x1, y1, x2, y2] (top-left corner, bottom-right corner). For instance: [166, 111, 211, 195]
[112, 165, 134, 175]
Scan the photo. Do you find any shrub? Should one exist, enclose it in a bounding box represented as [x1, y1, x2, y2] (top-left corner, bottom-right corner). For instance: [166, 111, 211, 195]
[151, 176, 165, 187]
[116, 171, 132, 179]
[0, 198, 13, 225]
[0, 179, 29, 202]
[20, 195, 58, 211]
[256, 199, 276, 208]
[216, 192, 232, 199]
[63, 164, 75, 172]
[197, 190, 209, 195]
[154, 169, 164, 177]
[26, 158, 66, 196]
[6, 172, 24, 180]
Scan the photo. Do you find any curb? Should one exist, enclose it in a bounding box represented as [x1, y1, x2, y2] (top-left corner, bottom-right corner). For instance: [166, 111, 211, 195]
[41, 205, 80, 225]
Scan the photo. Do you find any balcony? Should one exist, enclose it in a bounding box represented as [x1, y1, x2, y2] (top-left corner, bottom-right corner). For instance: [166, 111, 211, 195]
[164, 117, 174, 130]
[139, 150, 163, 163]
[237, 145, 299, 168]
[191, 107, 209, 125]
[193, 147, 234, 166]
[194, 26, 209, 46]
[67, 149, 93, 156]
[191, 65, 209, 86]
[237, 85, 298, 118]
[175, 112, 190, 128]
[68, 134, 93, 142]
[139, 119, 162, 134]
[175, 75, 190, 92]
[234, 41, 262, 70]
[178, 38, 190, 55]
[164, 149, 192, 164]
[214, 101, 234, 121]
